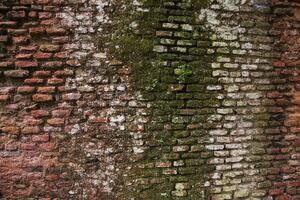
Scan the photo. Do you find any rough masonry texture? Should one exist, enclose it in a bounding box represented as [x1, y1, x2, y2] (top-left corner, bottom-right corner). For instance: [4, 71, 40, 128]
[0, 0, 300, 199]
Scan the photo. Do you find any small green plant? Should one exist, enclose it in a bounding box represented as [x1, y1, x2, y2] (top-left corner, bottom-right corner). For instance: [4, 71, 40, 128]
[146, 78, 159, 91]
[174, 64, 193, 83]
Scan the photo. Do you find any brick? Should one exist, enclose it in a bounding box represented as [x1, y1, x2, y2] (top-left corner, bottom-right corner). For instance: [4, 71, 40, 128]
[48, 78, 64, 85]
[29, 27, 45, 35]
[62, 93, 81, 101]
[39, 45, 60, 52]
[28, 11, 38, 18]
[88, 117, 107, 123]
[19, 45, 38, 51]
[0, 62, 13, 68]
[33, 52, 52, 59]
[39, 143, 57, 151]
[46, 27, 66, 35]
[54, 52, 69, 59]
[39, 12, 52, 19]
[0, 36, 8, 42]
[12, 36, 29, 44]
[31, 110, 50, 118]
[33, 71, 51, 77]
[51, 110, 70, 117]
[0, 95, 9, 101]
[41, 61, 63, 68]
[32, 134, 49, 142]
[0, 21, 17, 27]
[1, 126, 20, 134]
[47, 118, 64, 125]
[24, 79, 44, 85]
[15, 61, 38, 68]
[36, 0, 51, 4]
[22, 126, 40, 134]
[17, 86, 35, 93]
[37, 86, 55, 93]
[0, 87, 15, 94]
[16, 53, 33, 59]
[54, 70, 73, 77]
[7, 11, 26, 19]
[4, 70, 29, 78]
[20, 0, 34, 4]
[32, 94, 53, 102]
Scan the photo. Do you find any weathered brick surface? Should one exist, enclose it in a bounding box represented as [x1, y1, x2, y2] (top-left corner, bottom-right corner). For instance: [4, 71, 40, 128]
[0, 0, 299, 199]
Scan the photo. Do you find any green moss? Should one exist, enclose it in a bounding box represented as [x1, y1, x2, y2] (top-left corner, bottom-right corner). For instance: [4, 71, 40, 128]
[108, 0, 216, 199]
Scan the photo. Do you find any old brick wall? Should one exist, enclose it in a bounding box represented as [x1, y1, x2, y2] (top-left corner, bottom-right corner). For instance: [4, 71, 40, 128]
[0, 0, 299, 199]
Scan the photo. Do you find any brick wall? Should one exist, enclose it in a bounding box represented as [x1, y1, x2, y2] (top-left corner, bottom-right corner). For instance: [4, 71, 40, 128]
[0, 0, 299, 199]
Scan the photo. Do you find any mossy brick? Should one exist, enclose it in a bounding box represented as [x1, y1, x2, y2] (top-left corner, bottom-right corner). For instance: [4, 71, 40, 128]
[178, 167, 198, 175]
[168, 16, 191, 23]
[181, 153, 200, 159]
[174, 31, 192, 38]
[176, 93, 194, 100]
[173, 131, 189, 138]
[191, 115, 206, 122]
[187, 100, 202, 108]
[185, 159, 205, 166]
[186, 85, 205, 92]
[188, 48, 206, 55]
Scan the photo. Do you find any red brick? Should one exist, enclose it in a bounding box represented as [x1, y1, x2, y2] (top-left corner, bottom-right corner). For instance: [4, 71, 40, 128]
[53, 52, 69, 59]
[66, 59, 81, 67]
[17, 86, 35, 93]
[48, 78, 64, 85]
[31, 110, 49, 118]
[0, 35, 8, 42]
[20, 0, 34, 4]
[88, 117, 107, 123]
[46, 27, 66, 35]
[32, 70, 51, 77]
[20, 143, 36, 150]
[16, 53, 33, 59]
[51, 109, 70, 117]
[33, 52, 52, 59]
[41, 61, 63, 68]
[37, 86, 55, 93]
[290, 77, 300, 82]
[39, 12, 52, 19]
[269, 189, 284, 195]
[7, 11, 26, 19]
[0, 95, 9, 101]
[0, 87, 15, 94]
[39, 44, 60, 52]
[47, 118, 64, 125]
[21, 126, 40, 134]
[32, 134, 49, 142]
[0, 62, 13, 68]
[1, 126, 20, 134]
[19, 45, 38, 51]
[15, 61, 38, 68]
[12, 36, 29, 44]
[54, 70, 73, 77]
[39, 143, 57, 151]
[29, 27, 45, 35]
[41, 19, 58, 26]
[24, 117, 43, 126]
[0, 21, 17, 27]
[32, 94, 53, 102]
[24, 78, 44, 84]
[36, 0, 51, 4]
[45, 174, 59, 181]
[28, 11, 38, 18]
[286, 60, 300, 67]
